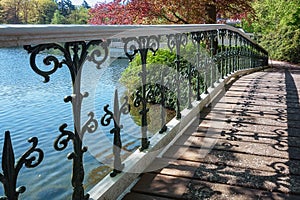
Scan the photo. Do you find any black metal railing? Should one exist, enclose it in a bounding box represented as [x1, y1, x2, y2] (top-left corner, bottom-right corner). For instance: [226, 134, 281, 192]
[0, 25, 268, 200]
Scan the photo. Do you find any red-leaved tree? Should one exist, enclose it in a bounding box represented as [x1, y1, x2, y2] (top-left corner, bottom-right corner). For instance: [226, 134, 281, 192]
[89, 0, 154, 24]
[88, 0, 253, 25]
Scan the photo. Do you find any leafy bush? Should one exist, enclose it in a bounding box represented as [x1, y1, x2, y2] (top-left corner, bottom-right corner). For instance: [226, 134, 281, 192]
[248, 0, 300, 63]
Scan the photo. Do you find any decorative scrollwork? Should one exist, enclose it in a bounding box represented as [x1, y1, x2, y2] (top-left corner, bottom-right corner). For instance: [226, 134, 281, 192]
[25, 39, 110, 199]
[120, 96, 130, 115]
[122, 35, 160, 151]
[24, 40, 108, 84]
[16, 137, 44, 169]
[86, 40, 111, 69]
[100, 90, 130, 177]
[218, 29, 227, 38]
[148, 35, 160, 53]
[0, 131, 44, 200]
[82, 112, 98, 134]
[133, 90, 142, 107]
[122, 35, 160, 61]
[101, 105, 114, 127]
[146, 85, 155, 103]
[122, 37, 139, 61]
[167, 33, 188, 51]
[24, 44, 66, 83]
[191, 31, 202, 44]
[54, 123, 75, 151]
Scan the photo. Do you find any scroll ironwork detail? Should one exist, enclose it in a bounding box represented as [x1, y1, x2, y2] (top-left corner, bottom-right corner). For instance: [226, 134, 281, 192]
[101, 89, 130, 177]
[24, 39, 110, 200]
[0, 131, 43, 200]
[122, 35, 160, 151]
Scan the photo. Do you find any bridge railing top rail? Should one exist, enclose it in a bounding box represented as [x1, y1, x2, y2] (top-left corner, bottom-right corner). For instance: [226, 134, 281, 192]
[0, 24, 263, 50]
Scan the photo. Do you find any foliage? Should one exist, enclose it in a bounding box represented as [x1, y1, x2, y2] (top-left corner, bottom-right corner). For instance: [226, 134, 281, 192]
[0, 0, 90, 24]
[88, 0, 254, 25]
[51, 9, 68, 24]
[66, 6, 90, 24]
[56, 0, 75, 17]
[0, 0, 58, 24]
[35, 0, 58, 24]
[149, 0, 254, 24]
[120, 44, 208, 111]
[89, 0, 154, 24]
[249, 0, 300, 63]
[120, 49, 176, 90]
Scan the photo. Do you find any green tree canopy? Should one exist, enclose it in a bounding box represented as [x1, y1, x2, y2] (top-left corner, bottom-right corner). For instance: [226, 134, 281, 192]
[0, 0, 90, 24]
[249, 0, 300, 63]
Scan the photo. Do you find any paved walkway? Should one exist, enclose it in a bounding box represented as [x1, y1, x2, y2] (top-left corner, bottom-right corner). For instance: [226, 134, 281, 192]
[123, 65, 300, 200]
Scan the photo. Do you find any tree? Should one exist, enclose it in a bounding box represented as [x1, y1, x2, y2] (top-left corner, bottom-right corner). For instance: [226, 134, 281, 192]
[51, 9, 68, 23]
[89, 0, 153, 24]
[56, 0, 75, 17]
[0, 0, 57, 24]
[88, 0, 254, 25]
[34, 0, 57, 24]
[249, 0, 300, 63]
[67, 6, 89, 24]
[0, 0, 23, 23]
[0, 4, 5, 23]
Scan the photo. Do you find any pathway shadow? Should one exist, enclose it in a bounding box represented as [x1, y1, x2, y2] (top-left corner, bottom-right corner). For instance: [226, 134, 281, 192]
[179, 67, 300, 199]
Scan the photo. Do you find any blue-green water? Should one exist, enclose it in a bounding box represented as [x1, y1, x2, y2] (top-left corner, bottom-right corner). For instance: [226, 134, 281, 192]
[0, 47, 141, 199]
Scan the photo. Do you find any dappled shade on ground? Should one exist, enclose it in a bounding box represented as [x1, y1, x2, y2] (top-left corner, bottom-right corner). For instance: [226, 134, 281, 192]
[123, 64, 300, 199]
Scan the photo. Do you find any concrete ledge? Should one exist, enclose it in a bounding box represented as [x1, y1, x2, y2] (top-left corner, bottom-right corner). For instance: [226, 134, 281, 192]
[88, 66, 268, 200]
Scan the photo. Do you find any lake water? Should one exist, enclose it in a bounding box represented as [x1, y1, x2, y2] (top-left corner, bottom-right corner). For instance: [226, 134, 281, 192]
[0, 47, 143, 199]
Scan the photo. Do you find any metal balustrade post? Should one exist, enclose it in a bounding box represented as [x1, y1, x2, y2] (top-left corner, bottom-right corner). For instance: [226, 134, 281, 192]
[24, 40, 108, 200]
[167, 33, 188, 119]
[101, 90, 130, 177]
[215, 30, 220, 83]
[159, 68, 168, 133]
[191, 32, 203, 100]
[204, 32, 209, 93]
[224, 31, 228, 77]
[209, 31, 216, 88]
[0, 131, 43, 200]
[242, 38, 246, 69]
[219, 30, 225, 79]
[250, 43, 254, 68]
[234, 33, 238, 72]
[238, 36, 243, 70]
[228, 31, 233, 74]
[247, 41, 251, 68]
[123, 36, 159, 150]
[187, 62, 193, 109]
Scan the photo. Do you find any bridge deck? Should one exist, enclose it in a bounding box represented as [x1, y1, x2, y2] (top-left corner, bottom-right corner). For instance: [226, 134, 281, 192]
[122, 65, 300, 200]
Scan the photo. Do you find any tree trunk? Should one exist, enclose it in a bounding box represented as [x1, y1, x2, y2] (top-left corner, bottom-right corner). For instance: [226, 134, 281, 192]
[205, 3, 217, 24]
[205, 4, 218, 55]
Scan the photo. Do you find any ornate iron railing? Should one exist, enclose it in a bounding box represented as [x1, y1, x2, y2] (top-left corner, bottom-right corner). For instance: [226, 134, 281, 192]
[0, 24, 268, 200]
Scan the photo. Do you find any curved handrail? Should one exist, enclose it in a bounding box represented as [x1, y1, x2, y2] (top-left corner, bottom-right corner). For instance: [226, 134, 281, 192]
[0, 24, 266, 54]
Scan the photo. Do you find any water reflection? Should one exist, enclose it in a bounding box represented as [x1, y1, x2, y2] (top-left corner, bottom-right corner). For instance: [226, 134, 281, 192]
[0, 48, 140, 199]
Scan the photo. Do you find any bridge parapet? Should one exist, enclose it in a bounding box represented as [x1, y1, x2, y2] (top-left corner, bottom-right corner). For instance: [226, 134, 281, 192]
[0, 24, 268, 200]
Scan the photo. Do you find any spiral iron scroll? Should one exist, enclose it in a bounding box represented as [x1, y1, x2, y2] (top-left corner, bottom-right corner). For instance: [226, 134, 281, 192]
[24, 40, 109, 83]
[0, 131, 43, 200]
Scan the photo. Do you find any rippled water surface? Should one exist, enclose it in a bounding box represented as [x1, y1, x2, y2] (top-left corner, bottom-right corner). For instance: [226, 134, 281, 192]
[0, 48, 141, 199]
